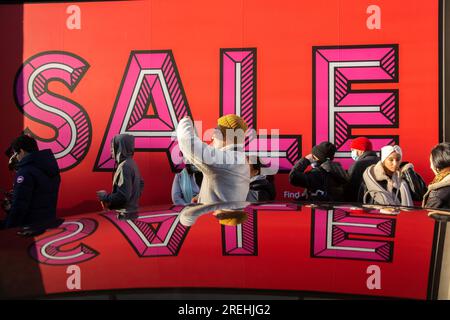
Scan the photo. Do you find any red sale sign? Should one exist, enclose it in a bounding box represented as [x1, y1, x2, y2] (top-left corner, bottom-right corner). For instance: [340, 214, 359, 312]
[0, 0, 441, 214]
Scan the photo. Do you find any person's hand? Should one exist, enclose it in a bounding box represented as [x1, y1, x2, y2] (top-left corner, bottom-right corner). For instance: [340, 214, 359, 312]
[8, 153, 18, 171]
[96, 190, 108, 201]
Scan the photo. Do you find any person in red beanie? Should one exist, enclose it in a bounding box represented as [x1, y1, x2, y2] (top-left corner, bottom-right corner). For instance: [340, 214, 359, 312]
[345, 137, 379, 202]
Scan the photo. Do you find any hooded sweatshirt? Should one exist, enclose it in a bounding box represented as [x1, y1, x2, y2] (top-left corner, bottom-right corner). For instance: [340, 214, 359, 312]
[101, 134, 144, 213]
[5, 149, 61, 228]
[176, 117, 250, 204]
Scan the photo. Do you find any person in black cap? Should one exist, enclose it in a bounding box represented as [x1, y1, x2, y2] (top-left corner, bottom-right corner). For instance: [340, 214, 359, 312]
[2, 134, 61, 229]
[289, 141, 349, 201]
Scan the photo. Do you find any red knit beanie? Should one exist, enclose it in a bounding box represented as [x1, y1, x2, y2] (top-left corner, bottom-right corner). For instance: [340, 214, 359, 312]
[350, 137, 373, 151]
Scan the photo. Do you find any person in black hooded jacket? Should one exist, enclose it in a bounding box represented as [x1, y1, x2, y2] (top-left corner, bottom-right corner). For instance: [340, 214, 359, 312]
[3, 135, 61, 229]
[289, 142, 349, 201]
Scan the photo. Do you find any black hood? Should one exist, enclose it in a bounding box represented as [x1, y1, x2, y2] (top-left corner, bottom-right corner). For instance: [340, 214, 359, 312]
[18, 149, 60, 177]
[112, 134, 135, 163]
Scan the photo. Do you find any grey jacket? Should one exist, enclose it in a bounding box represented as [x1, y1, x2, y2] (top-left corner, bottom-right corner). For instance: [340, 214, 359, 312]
[101, 134, 144, 213]
[176, 118, 250, 204]
[362, 161, 413, 206]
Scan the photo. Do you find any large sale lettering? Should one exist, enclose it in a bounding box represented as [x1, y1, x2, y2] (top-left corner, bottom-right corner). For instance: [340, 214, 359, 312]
[95, 51, 191, 171]
[13, 45, 400, 173]
[313, 45, 399, 168]
[312, 208, 396, 261]
[29, 218, 99, 265]
[15, 52, 92, 171]
[102, 207, 189, 257]
[221, 49, 301, 172]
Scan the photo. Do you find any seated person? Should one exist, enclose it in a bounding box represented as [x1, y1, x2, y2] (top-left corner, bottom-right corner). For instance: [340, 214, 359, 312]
[246, 157, 276, 202]
[423, 142, 450, 209]
[289, 141, 348, 201]
[361, 145, 426, 205]
[345, 137, 379, 202]
[96, 134, 144, 215]
[171, 163, 203, 205]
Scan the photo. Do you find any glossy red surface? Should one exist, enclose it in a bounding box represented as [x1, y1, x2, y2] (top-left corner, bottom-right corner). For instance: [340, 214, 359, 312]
[0, 202, 438, 299]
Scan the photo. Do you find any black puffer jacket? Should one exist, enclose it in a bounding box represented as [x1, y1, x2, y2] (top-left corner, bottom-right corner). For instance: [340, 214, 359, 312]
[423, 174, 450, 209]
[289, 158, 349, 201]
[345, 151, 379, 202]
[5, 149, 61, 228]
[246, 175, 276, 202]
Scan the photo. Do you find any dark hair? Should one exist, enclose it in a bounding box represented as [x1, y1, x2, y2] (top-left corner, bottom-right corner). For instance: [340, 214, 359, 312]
[4, 145, 13, 158]
[11, 135, 39, 153]
[431, 142, 450, 171]
[249, 157, 268, 175]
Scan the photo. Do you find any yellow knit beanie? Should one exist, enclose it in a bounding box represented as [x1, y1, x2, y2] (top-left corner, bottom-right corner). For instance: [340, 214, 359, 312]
[217, 114, 248, 132]
[214, 210, 248, 226]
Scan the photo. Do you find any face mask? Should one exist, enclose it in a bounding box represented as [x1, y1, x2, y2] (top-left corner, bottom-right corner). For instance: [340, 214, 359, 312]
[351, 150, 360, 161]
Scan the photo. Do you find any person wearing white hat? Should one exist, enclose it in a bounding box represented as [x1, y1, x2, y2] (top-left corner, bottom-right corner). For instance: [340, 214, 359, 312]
[361, 145, 426, 206]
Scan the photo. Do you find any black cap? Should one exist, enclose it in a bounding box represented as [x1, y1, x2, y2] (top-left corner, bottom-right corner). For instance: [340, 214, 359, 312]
[312, 142, 336, 162]
[11, 134, 39, 153]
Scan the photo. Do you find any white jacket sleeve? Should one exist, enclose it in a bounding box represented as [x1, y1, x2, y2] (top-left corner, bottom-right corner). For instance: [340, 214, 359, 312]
[176, 117, 231, 171]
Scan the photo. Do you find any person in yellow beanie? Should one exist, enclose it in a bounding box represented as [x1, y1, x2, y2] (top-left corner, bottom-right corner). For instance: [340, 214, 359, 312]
[214, 114, 248, 148]
[217, 114, 248, 132]
[176, 114, 250, 204]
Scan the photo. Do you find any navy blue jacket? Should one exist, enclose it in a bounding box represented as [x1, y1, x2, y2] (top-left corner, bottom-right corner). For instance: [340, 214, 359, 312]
[5, 149, 61, 228]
